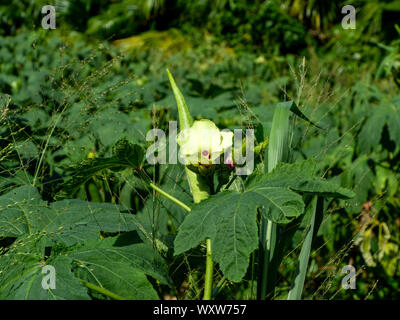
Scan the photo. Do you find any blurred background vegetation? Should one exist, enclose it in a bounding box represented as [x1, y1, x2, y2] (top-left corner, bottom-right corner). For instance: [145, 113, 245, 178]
[1, 0, 400, 299]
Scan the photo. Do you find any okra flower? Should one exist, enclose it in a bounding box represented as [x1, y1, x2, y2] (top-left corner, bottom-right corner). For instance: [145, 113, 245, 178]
[177, 119, 233, 167]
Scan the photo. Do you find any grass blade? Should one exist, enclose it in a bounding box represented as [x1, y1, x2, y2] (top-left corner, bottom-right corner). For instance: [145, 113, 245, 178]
[258, 102, 291, 299]
[287, 196, 323, 300]
[266, 103, 291, 172]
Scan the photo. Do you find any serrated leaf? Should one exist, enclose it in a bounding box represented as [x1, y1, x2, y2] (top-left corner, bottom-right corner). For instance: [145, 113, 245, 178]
[75, 262, 158, 300]
[68, 233, 172, 286]
[0, 185, 139, 245]
[358, 101, 400, 155]
[70, 236, 163, 299]
[0, 185, 45, 237]
[175, 159, 354, 282]
[0, 237, 90, 300]
[174, 186, 304, 282]
[249, 159, 355, 199]
[57, 140, 145, 199]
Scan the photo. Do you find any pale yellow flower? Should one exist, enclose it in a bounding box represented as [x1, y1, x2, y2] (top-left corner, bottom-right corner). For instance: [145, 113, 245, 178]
[177, 119, 233, 166]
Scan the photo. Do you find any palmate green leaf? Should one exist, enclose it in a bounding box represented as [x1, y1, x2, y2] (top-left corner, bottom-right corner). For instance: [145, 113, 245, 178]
[0, 184, 46, 237]
[358, 100, 400, 154]
[0, 185, 139, 245]
[0, 232, 167, 300]
[69, 235, 171, 299]
[175, 159, 354, 282]
[248, 158, 355, 199]
[0, 236, 90, 300]
[56, 138, 145, 199]
[43, 200, 139, 246]
[76, 262, 158, 300]
[68, 233, 172, 287]
[174, 186, 304, 282]
[0, 256, 91, 300]
[88, 109, 151, 148]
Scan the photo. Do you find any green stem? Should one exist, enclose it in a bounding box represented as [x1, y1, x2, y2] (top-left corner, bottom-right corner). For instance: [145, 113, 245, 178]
[212, 276, 226, 298]
[259, 219, 272, 298]
[203, 238, 214, 300]
[148, 182, 191, 212]
[79, 280, 128, 300]
[258, 219, 277, 299]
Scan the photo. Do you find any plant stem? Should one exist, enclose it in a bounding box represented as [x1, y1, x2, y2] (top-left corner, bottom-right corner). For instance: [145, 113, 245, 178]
[79, 280, 127, 300]
[148, 182, 191, 212]
[212, 276, 226, 298]
[203, 238, 214, 300]
[259, 219, 272, 298]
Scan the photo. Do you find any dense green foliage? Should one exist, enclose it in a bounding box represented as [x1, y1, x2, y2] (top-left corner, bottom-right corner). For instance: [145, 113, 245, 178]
[0, 0, 400, 300]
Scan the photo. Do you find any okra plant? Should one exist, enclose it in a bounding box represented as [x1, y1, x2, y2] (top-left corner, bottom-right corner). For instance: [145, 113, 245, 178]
[0, 70, 354, 300]
[150, 70, 354, 299]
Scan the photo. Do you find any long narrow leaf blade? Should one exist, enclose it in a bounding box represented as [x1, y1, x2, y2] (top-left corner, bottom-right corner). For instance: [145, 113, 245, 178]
[287, 196, 323, 300]
[267, 103, 291, 172]
[259, 102, 292, 299]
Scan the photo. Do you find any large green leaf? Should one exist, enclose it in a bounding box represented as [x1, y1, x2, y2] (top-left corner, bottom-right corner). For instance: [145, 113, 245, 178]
[248, 159, 355, 199]
[174, 186, 304, 282]
[69, 236, 166, 299]
[175, 159, 354, 282]
[358, 100, 400, 155]
[0, 236, 90, 300]
[68, 233, 172, 286]
[0, 232, 166, 300]
[56, 138, 145, 199]
[0, 184, 46, 237]
[0, 185, 140, 245]
[4, 257, 91, 300]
